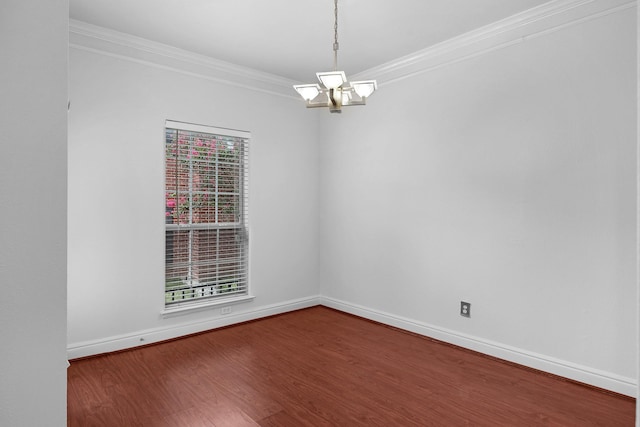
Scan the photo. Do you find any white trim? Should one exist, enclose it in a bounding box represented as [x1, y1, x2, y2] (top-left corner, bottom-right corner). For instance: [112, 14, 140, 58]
[161, 295, 256, 318]
[320, 296, 637, 398]
[67, 295, 321, 360]
[165, 120, 250, 139]
[69, 19, 299, 100]
[352, 0, 636, 85]
[69, 1, 635, 96]
[68, 295, 637, 396]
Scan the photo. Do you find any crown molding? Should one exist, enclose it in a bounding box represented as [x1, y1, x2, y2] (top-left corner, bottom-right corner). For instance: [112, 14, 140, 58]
[70, 0, 635, 95]
[352, 0, 636, 85]
[69, 19, 300, 100]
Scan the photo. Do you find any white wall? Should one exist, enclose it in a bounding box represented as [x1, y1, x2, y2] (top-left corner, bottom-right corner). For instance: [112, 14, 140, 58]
[320, 5, 637, 395]
[0, 1, 68, 426]
[67, 0, 637, 400]
[67, 38, 321, 356]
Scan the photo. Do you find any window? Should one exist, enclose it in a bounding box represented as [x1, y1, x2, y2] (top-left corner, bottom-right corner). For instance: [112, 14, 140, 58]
[165, 120, 249, 308]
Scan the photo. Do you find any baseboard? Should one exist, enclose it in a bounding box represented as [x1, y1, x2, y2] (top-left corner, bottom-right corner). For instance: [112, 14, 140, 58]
[68, 294, 636, 398]
[320, 296, 637, 398]
[67, 295, 321, 360]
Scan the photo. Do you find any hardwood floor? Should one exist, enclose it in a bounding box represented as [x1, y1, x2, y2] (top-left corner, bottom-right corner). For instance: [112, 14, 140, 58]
[68, 306, 635, 426]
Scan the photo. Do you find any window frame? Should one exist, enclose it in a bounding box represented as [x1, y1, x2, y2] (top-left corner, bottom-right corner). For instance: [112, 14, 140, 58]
[163, 120, 252, 314]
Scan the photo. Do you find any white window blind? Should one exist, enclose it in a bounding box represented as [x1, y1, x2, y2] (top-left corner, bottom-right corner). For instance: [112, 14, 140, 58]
[165, 120, 249, 307]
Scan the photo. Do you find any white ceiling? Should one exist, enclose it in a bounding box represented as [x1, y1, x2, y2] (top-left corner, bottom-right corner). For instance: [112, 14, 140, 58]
[70, 0, 551, 82]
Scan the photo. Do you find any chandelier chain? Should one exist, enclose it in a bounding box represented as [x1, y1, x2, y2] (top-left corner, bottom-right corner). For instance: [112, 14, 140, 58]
[333, 0, 339, 70]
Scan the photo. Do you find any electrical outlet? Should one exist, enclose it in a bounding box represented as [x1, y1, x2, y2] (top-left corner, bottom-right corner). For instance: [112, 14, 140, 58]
[460, 301, 471, 318]
[221, 306, 232, 315]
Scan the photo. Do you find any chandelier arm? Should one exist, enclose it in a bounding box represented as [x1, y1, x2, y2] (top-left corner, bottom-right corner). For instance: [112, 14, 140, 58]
[304, 100, 367, 109]
[329, 88, 338, 107]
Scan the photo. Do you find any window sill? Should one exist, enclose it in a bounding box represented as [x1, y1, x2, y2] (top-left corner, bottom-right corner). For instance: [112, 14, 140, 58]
[161, 295, 255, 318]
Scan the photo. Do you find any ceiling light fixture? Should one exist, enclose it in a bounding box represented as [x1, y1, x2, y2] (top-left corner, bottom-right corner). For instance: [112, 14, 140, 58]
[293, 0, 377, 113]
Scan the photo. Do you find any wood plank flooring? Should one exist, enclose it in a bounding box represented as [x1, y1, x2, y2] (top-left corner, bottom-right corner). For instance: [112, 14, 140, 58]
[67, 306, 635, 426]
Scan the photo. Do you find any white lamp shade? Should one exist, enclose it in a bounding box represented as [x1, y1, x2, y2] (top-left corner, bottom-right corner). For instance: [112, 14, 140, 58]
[293, 84, 321, 101]
[317, 71, 347, 89]
[352, 80, 377, 98]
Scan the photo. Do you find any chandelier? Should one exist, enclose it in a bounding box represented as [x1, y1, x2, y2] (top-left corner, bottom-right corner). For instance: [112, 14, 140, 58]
[293, 0, 377, 113]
